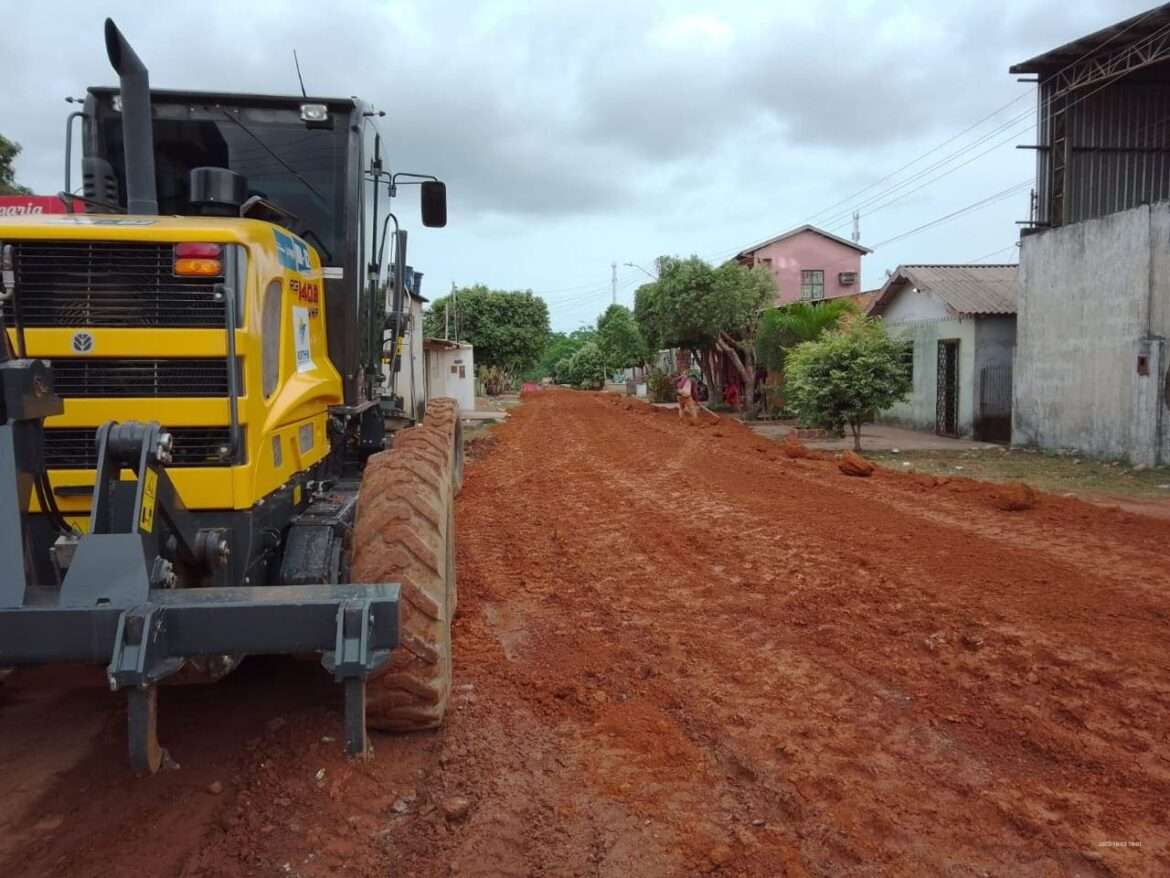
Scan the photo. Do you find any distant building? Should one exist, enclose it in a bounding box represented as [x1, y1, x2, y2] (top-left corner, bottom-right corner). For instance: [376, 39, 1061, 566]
[1011, 7, 1170, 464]
[869, 265, 1017, 442]
[735, 224, 871, 307]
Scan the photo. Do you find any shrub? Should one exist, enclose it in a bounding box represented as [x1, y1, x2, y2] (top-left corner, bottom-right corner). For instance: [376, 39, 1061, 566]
[567, 342, 605, 389]
[647, 368, 677, 403]
[785, 316, 912, 451]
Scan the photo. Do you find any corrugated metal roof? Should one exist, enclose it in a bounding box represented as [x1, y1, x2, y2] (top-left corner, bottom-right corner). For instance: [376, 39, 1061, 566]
[736, 224, 872, 258]
[1010, 5, 1170, 74]
[870, 264, 1018, 317]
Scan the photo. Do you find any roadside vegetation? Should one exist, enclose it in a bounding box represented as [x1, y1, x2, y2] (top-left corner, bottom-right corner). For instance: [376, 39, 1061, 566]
[869, 446, 1170, 502]
[0, 133, 32, 195]
[785, 316, 912, 451]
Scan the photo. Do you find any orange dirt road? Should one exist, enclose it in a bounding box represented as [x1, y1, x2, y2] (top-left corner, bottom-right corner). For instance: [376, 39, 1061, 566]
[1, 389, 1169, 877]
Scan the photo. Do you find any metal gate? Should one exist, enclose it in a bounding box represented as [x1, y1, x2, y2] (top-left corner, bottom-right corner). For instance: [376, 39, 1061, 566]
[936, 340, 960, 437]
[976, 363, 1013, 443]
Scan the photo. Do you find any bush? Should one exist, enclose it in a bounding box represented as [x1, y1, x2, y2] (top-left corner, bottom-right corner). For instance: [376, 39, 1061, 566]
[553, 356, 574, 384]
[478, 365, 508, 396]
[785, 316, 912, 451]
[647, 368, 677, 403]
[566, 342, 605, 389]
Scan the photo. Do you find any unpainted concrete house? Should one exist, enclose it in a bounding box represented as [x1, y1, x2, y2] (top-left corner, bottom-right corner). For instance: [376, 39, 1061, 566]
[1012, 7, 1170, 465]
[735, 224, 871, 306]
[869, 265, 1017, 442]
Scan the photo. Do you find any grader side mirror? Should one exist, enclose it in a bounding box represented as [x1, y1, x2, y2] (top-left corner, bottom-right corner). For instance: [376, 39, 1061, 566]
[420, 180, 447, 228]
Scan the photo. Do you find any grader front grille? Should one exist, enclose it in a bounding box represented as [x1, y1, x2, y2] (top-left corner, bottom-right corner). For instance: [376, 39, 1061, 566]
[50, 358, 235, 398]
[1, 240, 225, 328]
[43, 426, 236, 469]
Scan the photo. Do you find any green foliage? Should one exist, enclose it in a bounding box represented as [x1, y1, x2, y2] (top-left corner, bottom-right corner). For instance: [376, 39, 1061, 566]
[634, 256, 773, 351]
[477, 364, 508, 396]
[596, 304, 648, 370]
[526, 326, 596, 381]
[553, 356, 574, 384]
[423, 285, 550, 377]
[756, 299, 857, 374]
[566, 341, 605, 389]
[785, 317, 913, 451]
[647, 367, 677, 403]
[0, 134, 32, 196]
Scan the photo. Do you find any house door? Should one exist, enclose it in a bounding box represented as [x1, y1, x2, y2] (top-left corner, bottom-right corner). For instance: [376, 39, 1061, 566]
[936, 340, 960, 437]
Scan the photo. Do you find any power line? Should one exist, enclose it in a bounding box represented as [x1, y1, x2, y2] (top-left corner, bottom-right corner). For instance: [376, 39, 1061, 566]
[868, 181, 1031, 249]
[965, 243, 1019, 263]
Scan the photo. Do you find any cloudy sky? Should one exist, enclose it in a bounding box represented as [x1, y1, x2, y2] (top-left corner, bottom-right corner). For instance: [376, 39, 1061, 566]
[1, 0, 1153, 330]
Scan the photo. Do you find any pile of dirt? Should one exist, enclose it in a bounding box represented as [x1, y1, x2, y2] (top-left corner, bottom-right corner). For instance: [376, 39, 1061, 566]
[464, 433, 498, 463]
[838, 450, 875, 477]
[781, 434, 811, 459]
[992, 481, 1038, 511]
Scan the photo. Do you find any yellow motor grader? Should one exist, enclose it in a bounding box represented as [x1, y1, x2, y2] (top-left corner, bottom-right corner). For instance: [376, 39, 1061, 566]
[0, 20, 459, 772]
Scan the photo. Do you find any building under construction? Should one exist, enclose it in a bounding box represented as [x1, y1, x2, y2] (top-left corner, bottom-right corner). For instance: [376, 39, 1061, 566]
[1013, 4, 1170, 465]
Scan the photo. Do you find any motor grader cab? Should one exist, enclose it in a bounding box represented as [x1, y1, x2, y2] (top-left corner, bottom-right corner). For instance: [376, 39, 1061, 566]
[0, 20, 460, 773]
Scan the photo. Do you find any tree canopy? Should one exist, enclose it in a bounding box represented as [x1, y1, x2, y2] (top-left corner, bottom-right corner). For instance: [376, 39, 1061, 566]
[596, 304, 648, 371]
[0, 134, 33, 196]
[756, 299, 857, 374]
[527, 326, 596, 381]
[784, 316, 912, 451]
[423, 285, 550, 376]
[565, 341, 605, 388]
[632, 255, 774, 409]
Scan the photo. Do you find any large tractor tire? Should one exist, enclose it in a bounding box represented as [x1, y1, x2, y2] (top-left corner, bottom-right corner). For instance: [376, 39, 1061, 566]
[350, 399, 460, 731]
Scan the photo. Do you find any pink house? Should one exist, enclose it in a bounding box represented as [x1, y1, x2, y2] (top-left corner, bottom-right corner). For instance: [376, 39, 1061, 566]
[735, 224, 871, 306]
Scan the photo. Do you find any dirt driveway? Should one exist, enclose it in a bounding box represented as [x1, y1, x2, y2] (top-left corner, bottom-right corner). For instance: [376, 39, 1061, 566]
[1, 389, 1168, 877]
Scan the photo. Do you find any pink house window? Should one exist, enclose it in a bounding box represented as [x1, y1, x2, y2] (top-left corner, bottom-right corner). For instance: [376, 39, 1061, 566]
[800, 270, 824, 301]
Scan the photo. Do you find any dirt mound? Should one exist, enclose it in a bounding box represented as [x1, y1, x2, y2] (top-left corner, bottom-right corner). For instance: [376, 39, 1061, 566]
[781, 434, 811, 458]
[993, 481, 1038, 511]
[838, 450, 876, 477]
[465, 433, 498, 462]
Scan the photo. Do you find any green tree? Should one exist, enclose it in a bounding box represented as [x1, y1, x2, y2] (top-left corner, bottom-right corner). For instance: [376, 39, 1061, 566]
[424, 285, 550, 378]
[553, 355, 574, 384]
[596, 304, 648, 373]
[566, 341, 605, 388]
[527, 326, 596, 381]
[0, 134, 33, 196]
[756, 299, 857, 373]
[785, 316, 912, 451]
[632, 255, 774, 411]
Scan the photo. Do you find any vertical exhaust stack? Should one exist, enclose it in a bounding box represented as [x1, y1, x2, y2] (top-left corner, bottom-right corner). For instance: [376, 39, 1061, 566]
[104, 18, 158, 215]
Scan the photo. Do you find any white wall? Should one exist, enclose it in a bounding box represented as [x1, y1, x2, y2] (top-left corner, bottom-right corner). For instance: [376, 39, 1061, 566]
[425, 345, 476, 415]
[879, 282, 977, 435]
[1014, 202, 1170, 465]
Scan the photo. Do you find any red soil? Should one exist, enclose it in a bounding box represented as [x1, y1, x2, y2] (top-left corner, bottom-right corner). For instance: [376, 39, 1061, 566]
[1, 389, 1168, 876]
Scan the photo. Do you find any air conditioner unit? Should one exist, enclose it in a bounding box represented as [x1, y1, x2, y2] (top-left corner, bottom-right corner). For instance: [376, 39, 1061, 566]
[838, 271, 857, 286]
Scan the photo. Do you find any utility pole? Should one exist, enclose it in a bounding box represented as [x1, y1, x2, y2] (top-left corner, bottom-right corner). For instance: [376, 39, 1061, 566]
[852, 210, 860, 243]
[445, 282, 452, 339]
[452, 282, 459, 342]
[611, 261, 617, 305]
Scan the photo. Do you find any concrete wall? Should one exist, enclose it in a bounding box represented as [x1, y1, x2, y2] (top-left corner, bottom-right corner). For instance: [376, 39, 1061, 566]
[425, 344, 476, 414]
[746, 230, 863, 306]
[1014, 202, 1170, 465]
[879, 281, 977, 435]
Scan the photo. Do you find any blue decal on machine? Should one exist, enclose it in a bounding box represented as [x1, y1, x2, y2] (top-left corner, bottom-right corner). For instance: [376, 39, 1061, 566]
[273, 228, 312, 274]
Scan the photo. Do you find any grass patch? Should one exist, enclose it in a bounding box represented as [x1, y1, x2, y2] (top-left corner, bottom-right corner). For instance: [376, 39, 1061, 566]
[867, 447, 1170, 500]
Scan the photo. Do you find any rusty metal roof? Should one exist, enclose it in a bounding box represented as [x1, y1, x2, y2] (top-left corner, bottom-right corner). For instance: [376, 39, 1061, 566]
[870, 264, 1018, 317]
[1010, 4, 1170, 74]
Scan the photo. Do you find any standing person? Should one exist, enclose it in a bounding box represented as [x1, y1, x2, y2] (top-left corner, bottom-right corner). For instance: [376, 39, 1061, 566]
[675, 373, 700, 419]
